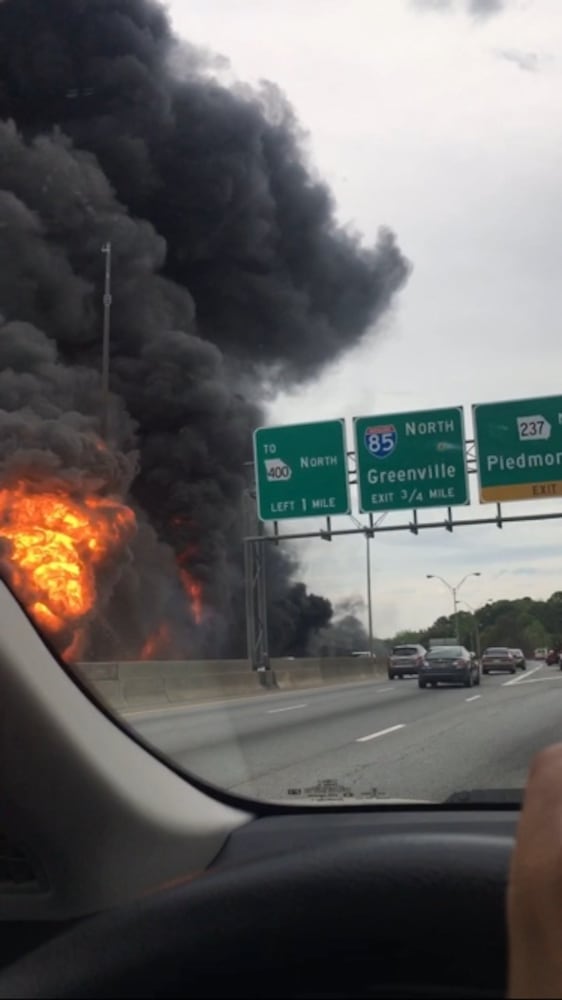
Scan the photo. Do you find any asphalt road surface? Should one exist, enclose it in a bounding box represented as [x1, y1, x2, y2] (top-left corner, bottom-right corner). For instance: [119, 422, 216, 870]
[126, 660, 562, 804]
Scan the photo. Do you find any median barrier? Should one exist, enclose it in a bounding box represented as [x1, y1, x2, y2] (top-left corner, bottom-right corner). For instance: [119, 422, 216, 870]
[77, 659, 265, 710]
[318, 657, 388, 683]
[271, 656, 386, 690]
[76, 655, 388, 711]
[272, 663, 323, 690]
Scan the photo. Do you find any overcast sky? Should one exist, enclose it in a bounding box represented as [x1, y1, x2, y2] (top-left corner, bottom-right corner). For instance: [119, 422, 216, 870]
[168, 0, 562, 635]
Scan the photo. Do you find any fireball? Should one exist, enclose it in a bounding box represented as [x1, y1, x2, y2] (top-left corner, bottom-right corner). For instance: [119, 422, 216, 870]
[0, 481, 136, 660]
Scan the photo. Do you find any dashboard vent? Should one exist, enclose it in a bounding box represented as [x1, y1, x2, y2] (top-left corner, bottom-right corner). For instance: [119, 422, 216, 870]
[0, 833, 44, 893]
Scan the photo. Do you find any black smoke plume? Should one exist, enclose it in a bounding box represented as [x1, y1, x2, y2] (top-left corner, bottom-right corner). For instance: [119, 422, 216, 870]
[0, 0, 409, 659]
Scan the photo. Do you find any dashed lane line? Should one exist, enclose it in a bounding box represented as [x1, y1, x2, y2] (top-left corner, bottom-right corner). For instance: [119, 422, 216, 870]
[356, 723, 405, 744]
[267, 703, 308, 714]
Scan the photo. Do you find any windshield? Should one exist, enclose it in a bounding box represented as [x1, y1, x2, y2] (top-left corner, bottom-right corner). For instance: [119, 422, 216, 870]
[0, 0, 560, 808]
[427, 647, 464, 659]
[485, 648, 511, 656]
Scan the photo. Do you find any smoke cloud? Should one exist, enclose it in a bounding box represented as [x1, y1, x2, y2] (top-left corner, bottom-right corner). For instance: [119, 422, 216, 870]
[0, 0, 409, 658]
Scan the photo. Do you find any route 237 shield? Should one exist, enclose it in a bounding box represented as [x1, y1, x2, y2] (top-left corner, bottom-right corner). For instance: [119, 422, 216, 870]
[364, 424, 397, 459]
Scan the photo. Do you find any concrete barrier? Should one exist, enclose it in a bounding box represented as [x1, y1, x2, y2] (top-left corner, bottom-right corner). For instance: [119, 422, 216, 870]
[271, 656, 387, 690]
[76, 655, 388, 712]
[273, 664, 323, 691]
[77, 659, 266, 711]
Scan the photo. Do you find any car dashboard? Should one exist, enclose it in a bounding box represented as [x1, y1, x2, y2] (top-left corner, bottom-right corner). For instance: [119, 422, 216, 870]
[0, 806, 514, 998]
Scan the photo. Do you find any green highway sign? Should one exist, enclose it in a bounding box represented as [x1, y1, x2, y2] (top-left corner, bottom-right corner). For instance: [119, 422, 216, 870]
[473, 394, 562, 503]
[253, 419, 350, 521]
[354, 406, 468, 513]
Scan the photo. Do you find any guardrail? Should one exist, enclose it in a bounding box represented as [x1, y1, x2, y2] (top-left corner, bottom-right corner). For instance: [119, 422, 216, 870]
[76, 656, 387, 712]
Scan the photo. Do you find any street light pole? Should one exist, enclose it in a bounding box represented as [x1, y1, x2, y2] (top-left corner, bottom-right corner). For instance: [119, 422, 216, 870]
[426, 572, 482, 643]
[350, 512, 387, 659]
[101, 242, 112, 440]
[458, 599, 481, 657]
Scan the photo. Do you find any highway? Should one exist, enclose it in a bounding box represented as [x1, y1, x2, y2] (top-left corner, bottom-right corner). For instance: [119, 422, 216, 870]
[126, 660, 562, 804]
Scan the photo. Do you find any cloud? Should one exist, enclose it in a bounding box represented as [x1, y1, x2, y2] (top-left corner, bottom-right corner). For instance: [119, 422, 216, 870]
[413, 0, 505, 17]
[413, 0, 453, 9]
[469, 0, 505, 15]
[497, 48, 541, 73]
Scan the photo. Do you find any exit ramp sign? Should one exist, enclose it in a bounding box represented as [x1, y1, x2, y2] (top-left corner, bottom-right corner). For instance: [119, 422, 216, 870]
[474, 395, 562, 502]
[354, 406, 468, 513]
[253, 419, 350, 521]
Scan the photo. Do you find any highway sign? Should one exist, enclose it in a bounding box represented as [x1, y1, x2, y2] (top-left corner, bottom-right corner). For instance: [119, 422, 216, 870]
[473, 395, 562, 503]
[354, 407, 468, 513]
[253, 419, 350, 521]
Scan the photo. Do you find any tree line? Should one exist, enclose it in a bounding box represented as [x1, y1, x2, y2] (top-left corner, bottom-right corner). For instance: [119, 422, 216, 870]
[388, 591, 562, 656]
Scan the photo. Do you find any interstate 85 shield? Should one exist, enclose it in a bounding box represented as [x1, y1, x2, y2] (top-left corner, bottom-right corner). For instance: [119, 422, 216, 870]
[363, 423, 397, 459]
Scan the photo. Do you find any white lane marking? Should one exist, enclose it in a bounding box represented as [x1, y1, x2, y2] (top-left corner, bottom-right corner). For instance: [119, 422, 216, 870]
[356, 723, 405, 743]
[510, 675, 562, 685]
[267, 703, 307, 714]
[465, 695, 481, 703]
[377, 687, 393, 693]
[504, 663, 544, 687]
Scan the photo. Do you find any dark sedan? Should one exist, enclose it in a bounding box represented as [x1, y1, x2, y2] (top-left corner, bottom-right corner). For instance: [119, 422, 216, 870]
[481, 647, 516, 675]
[418, 646, 480, 689]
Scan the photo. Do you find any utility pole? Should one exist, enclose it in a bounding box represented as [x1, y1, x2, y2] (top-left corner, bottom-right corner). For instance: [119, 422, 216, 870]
[101, 242, 112, 440]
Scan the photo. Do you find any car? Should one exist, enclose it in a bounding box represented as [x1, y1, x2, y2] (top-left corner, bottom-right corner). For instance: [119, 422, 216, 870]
[481, 647, 516, 675]
[387, 643, 426, 679]
[509, 648, 526, 670]
[418, 645, 480, 689]
[534, 647, 548, 660]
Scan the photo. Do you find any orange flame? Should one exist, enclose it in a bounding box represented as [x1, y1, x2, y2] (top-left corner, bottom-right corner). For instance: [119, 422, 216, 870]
[140, 622, 171, 660]
[179, 568, 203, 625]
[173, 531, 204, 627]
[0, 481, 136, 659]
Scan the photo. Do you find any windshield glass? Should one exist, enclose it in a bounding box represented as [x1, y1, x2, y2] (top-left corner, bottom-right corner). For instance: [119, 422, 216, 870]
[1, 0, 560, 807]
[427, 647, 464, 659]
